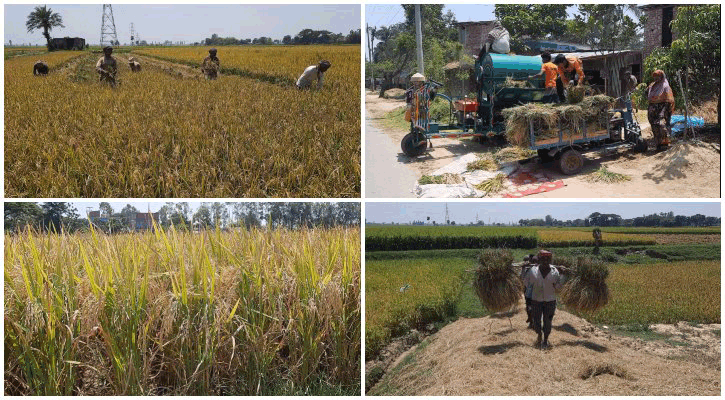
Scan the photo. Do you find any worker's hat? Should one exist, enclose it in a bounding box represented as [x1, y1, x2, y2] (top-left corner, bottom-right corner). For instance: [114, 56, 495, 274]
[411, 72, 426, 82]
[319, 60, 331, 71]
[103, 46, 113, 52]
[209, 48, 217, 53]
[538, 250, 553, 261]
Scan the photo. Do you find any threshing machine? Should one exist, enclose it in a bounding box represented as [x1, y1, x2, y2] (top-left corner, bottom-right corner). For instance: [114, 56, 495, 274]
[401, 48, 647, 175]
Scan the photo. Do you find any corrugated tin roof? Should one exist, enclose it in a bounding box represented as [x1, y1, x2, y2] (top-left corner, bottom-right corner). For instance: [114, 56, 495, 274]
[562, 50, 640, 59]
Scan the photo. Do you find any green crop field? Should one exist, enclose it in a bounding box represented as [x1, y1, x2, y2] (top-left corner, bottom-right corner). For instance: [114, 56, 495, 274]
[365, 234, 721, 360]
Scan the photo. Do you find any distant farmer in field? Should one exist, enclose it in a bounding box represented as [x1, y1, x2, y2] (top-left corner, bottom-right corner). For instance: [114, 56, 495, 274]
[624, 69, 638, 96]
[523, 250, 563, 349]
[647, 69, 675, 152]
[296, 60, 331, 89]
[33, 60, 49, 76]
[201, 48, 220, 80]
[128, 56, 141, 72]
[96, 46, 118, 85]
[528, 52, 558, 103]
[553, 53, 585, 102]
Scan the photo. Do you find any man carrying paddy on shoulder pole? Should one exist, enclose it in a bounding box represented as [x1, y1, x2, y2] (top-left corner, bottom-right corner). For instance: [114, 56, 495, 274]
[523, 250, 564, 349]
[296, 60, 331, 89]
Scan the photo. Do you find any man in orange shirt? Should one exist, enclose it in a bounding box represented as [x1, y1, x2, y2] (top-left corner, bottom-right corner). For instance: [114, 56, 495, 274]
[528, 52, 559, 103]
[554, 53, 585, 102]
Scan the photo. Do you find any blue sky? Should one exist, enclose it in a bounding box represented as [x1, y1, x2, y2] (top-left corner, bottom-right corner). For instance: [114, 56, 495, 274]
[5, 4, 361, 45]
[366, 202, 721, 225]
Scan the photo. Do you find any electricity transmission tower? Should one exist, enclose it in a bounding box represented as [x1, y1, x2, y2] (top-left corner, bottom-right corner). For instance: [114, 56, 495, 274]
[129, 23, 135, 45]
[100, 5, 119, 47]
[445, 203, 450, 225]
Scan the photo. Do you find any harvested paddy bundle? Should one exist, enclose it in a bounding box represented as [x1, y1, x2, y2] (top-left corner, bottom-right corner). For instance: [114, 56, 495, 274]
[559, 256, 609, 312]
[501, 104, 558, 147]
[582, 95, 616, 131]
[567, 84, 594, 104]
[473, 249, 522, 312]
[556, 104, 585, 135]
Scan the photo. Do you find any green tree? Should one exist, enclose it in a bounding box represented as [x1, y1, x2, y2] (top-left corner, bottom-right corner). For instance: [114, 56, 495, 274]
[568, 5, 641, 50]
[26, 5, 64, 51]
[41, 202, 78, 232]
[635, 5, 720, 120]
[495, 5, 569, 53]
[5, 202, 42, 232]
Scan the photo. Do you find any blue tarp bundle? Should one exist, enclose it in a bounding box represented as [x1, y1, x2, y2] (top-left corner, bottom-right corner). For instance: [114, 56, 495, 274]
[670, 115, 704, 135]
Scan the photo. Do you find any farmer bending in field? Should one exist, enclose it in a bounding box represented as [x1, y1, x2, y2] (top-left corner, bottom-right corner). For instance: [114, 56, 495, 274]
[523, 250, 563, 349]
[33, 60, 49, 76]
[96, 46, 118, 86]
[296, 60, 331, 89]
[128, 56, 141, 72]
[201, 48, 220, 80]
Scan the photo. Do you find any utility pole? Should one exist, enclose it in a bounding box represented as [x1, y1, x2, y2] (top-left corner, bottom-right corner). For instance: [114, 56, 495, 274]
[415, 4, 424, 74]
[367, 23, 376, 90]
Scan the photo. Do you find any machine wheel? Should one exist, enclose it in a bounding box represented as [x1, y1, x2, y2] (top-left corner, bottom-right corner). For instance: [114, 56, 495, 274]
[633, 137, 648, 153]
[559, 149, 584, 175]
[401, 132, 428, 157]
[537, 149, 555, 163]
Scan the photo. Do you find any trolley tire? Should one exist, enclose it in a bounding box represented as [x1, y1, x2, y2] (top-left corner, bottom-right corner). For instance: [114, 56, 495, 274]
[559, 149, 584, 175]
[401, 132, 428, 157]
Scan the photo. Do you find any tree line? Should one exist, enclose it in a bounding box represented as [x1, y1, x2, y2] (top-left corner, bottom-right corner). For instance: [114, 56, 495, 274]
[517, 211, 720, 227]
[4, 202, 360, 234]
[202, 28, 361, 46]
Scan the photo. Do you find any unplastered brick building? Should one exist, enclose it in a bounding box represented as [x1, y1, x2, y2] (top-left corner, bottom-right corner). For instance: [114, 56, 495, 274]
[640, 4, 679, 59]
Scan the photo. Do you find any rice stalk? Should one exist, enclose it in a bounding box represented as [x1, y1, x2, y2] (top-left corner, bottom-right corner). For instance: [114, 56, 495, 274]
[467, 154, 499, 171]
[473, 249, 522, 312]
[585, 166, 632, 184]
[475, 173, 507, 194]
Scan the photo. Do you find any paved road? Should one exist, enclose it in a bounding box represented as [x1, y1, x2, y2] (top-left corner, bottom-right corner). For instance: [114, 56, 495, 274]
[365, 112, 418, 198]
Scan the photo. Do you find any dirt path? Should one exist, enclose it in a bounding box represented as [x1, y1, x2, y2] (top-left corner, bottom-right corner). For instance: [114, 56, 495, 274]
[370, 307, 720, 395]
[129, 54, 202, 79]
[365, 91, 721, 198]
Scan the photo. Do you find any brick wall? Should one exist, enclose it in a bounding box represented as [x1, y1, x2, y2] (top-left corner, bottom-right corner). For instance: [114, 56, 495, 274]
[458, 22, 496, 56]
[643, 6, 679, 60]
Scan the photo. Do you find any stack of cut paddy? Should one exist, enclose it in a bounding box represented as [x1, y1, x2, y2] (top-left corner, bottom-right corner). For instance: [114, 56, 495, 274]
[502, 94, 616, 147]
[473, 248, 523, 312]
[567, 84, 593, 104]
[501, 104, 558, 147]
[558, 256, 610, 312]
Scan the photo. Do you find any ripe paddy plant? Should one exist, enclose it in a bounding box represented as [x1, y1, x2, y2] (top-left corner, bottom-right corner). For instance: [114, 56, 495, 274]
[4, 224, 360, 395]
[475, 173, 507, 194]
[5, 47, 360, 198]
[418, 173, 463, 185]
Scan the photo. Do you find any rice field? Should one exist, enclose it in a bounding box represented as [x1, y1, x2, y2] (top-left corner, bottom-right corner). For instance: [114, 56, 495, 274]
[365, 225, 657, 251]
[578, 261, 720, 324]
[365, 257, 469, 358]
[5, 46, 360, 197]
[4, 226, 360, 395]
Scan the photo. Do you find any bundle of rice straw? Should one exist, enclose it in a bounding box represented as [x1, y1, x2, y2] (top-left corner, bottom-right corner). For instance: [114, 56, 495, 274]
[556, 104, 585, 134]
[501, 104, 558, 147]
[567, 84, 593, 104]
[582, 95, 616, 130]
[473, 249, 522, 312]
[558, 256, 609, 312]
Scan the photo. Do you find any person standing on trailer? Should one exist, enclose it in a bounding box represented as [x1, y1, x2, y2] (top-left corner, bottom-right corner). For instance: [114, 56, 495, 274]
[553, 54, 585, 102]
[528, 52, 559, 103]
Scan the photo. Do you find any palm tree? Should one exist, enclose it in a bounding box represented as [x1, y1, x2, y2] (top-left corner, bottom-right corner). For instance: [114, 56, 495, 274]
[26, 5, 64, 51]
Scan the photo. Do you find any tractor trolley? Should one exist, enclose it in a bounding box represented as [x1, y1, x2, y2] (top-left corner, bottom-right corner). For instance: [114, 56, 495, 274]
[401, 48, 647, 175]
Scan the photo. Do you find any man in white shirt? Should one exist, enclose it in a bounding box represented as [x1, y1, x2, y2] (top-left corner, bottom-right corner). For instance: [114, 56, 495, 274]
[296, 60, 331, 89]
[523, 250, 563, 349]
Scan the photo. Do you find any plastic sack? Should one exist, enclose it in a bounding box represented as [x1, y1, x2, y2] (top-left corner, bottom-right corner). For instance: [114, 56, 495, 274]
[670, 115, 704, 135]
[490, 31, 510, 54]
